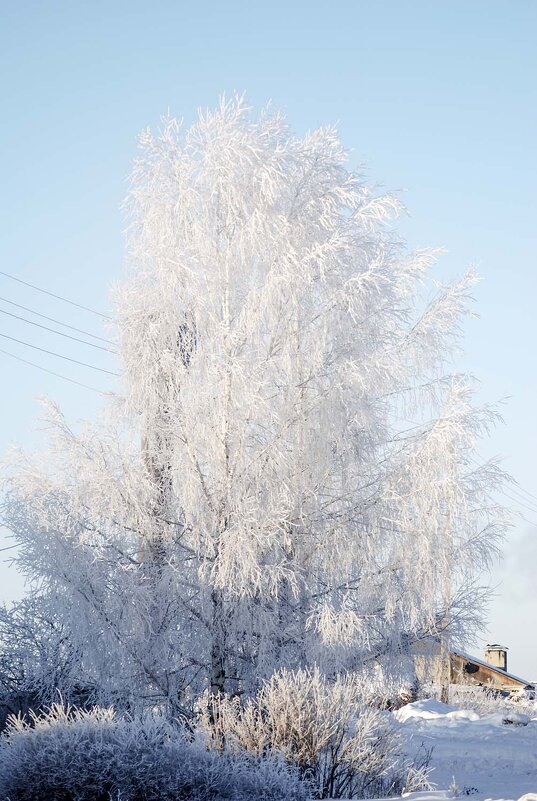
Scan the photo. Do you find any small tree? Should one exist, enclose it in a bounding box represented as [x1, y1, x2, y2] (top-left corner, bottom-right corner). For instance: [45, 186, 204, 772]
[2, 96, 508, 712]
[0, 596, 91, 730]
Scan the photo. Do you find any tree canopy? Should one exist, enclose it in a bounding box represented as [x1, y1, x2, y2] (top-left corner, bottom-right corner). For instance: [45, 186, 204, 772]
[1, 96, 508, 714]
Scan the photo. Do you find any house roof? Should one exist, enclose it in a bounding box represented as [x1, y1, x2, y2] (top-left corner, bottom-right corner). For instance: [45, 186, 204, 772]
[453, 648, 535, 688]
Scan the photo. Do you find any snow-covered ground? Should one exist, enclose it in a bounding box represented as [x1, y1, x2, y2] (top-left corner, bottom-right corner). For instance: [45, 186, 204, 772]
[395, 698, 537, 801]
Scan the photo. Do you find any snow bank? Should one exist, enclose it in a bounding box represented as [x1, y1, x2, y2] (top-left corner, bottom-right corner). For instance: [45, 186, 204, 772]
[372, 794, 537, 801]
[396, 699, 537, 800]
[394, 699, 479, 723]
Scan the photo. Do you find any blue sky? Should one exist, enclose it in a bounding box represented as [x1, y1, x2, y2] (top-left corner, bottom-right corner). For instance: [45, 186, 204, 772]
[1, 1, 536, 676]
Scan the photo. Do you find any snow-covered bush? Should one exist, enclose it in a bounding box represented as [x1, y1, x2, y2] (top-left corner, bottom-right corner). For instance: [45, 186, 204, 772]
[199, 669, 431, 798]
[449, 684, 537, 719]
[449, 684, 503, 715]
[0, 703, 308, 801]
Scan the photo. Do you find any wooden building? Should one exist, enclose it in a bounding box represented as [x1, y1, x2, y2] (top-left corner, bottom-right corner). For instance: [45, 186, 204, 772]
[450, 644, 535, 694]
[413, 640, 535, 696]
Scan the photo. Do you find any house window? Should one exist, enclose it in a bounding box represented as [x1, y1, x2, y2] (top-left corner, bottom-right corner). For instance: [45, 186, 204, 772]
[464, 662, 479, 674]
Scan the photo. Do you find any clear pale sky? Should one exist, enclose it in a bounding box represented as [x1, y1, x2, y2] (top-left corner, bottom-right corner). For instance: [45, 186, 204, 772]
[1, 1, 536, 677]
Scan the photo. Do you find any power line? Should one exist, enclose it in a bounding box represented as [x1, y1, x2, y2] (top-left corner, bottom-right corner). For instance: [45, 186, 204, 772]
[0, 332, 119, 376]
[500, 490, 537, 518]
[508, 481, 537, 506]
[394, 429, 537, 521]
[468, 454, 537, 516]
[0, 295, 114, 344]
[0, 308, 117, 353]
[0, 347, 111, 395]
[518, 512, 537, 529]
[0, 270, 111, 320]
[398, 426, 537, 514]
[472, 456, 537, 507]
[503, 483, 537, 510]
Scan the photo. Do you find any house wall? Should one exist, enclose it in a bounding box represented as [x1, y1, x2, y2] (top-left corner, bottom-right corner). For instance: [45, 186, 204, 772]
[410, 640, 532, 693]
[450, 653, 527, 691]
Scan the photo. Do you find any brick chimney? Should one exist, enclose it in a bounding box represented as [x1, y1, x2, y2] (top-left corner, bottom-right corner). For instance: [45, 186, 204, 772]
[485, 644, 508, 672]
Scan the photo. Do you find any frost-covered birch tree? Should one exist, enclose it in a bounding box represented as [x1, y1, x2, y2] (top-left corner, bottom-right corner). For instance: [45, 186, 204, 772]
[1, 96, 508, 712]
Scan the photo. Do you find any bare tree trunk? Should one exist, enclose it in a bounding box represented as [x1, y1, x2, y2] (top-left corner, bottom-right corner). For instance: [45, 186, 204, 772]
[210, 587, 227, 696]
[139, 318, 196, 710]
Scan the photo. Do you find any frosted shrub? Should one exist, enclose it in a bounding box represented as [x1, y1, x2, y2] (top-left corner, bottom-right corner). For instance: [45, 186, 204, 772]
[449, 684, 537, 719]
[200, 669, 431, 798]
[449, 684, 504, 715]
[0, 703, 308, 801]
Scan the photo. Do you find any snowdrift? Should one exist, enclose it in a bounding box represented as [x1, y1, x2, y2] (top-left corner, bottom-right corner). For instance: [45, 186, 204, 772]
[394, 698, 537, 800]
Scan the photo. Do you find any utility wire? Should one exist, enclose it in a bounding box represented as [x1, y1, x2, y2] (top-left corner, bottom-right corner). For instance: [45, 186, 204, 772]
[502, 483, 537, 510]
[507, 481, 537, 506]
[518, 512, 537, 529]
[0, 333, 119, 376]
[0, 295, 114, 344]
[0, 543, 19, 552]
[500, 490, 537, 517]
[0, 270, 111, 320]
[0, 308, 117, 353]
[0, 347, 111, 395]
[397, 423, 537, 520]
[468, 454, 537, 516]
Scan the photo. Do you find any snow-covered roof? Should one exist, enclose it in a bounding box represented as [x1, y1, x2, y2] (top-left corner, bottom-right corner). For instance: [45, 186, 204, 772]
[453, 648, 534, 688]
